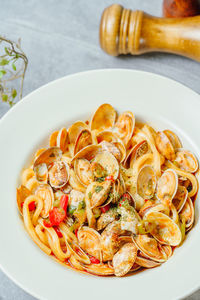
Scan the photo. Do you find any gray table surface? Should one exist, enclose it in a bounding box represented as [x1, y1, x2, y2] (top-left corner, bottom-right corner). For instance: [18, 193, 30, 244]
[0, 0, 200, 299]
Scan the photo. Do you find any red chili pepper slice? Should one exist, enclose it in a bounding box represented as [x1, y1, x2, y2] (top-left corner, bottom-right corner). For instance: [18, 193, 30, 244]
[75, 229, 78, 238]
[49, 207, 66, 226]
[54, 226, 63, 238]
[105, 175, 115, 182]
[122, 193, 131, 200]
[43, 218, 53, 228]
[60, 194, 68, 212]
[21, 201, 36, 211]
[29, 201, 36, 211]
[100, 204, 110, 213]
[90, 256, 100, 264]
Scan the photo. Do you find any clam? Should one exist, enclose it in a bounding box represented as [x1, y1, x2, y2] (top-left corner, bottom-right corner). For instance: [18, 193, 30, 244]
[96, 130, 118, 144]
[174, 149, 198, 173]
[69, 169, 86, 193]
[170, 204, 179, 224]
[68, 121, 88, 145]
[135, 255, 161, 268]
[124, 140, 148, 168]
[34, 147, 62, 168]
[71, 144, 101, 164]
[179, 197, 194, 230]
[114, 111, 135, 146]
[173, 185, 188, 213]
[74, 129, 92, 155]
[163, 130, 182, 149]
[34, 148, 46, 159]
[136, 165, 156, 199]
[133, 235, 168, 262]
[57, 127, 68, 152]
[77, 227, 102, 261]
[101, 221, 126, 261]
[94, 151, 119, 180]
[49, 131, 59, 147]
[49, 161, 69, 189]
[33, 163, 48, 184]
[90, 103, 117, 131]
[97, 207, 119, 231]
[35, 184, 54, 218]
[87, 181, 112, 208]
[100, 141, 123, 162]
[113, 243, 137, 277]
[69, 189, 85, 208]
[16, 185, 32, 215]
[156, 169, 178, 207]
[155, 131, 175, 161]
[145, 211, 182, 246]
[119, 201, 140, 233]
[74, 158, 93, 187]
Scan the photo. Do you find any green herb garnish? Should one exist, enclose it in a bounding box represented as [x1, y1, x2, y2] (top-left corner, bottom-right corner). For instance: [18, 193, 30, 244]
[88, 192, 92, 199]
[95, 185, 103, 193]
[68, 205, 77, 216]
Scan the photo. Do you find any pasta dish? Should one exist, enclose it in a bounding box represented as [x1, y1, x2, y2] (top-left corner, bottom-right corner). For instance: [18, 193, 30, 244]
[17, 104, 198, 277]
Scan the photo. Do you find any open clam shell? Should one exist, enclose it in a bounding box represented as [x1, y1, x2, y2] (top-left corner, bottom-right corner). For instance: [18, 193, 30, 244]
[156, 169, 178, 207]
[77, 227, 102, 261]
[71, 144, 101, 164]
[90, 103, 117, 131]
[179, 197, 194, 230]
[94, 151, 119, 180]
[101, 221, 126, 262]
[99, 140, 124, 163]
[155, 131, 175, 161]
[49, 131, 59, 147]
[114, 111, 135, 146]
[96, 130, 118, 144]
[113, 243, 137, 277]
[74, 158, 93, 187]
[163, 130, 182, 149]
[49, 161, 69, 189]
[133, 234, 168, 263]
[57, 127, 68, 152]
[68, 121, 88, 145]
[35, 184, 54, 218]
[135, 255, 161, 268]
[124, 140, 148, 168]
[87, 180, 112, 208]
[34, 163, 48, 184]
[137, 165, 156, 199]
[145, 211, 182, 246]
[97, 207, 119, 231]
[74, 129, 92, 155]
[173, 185, 188, 213]
[174, 149, 198, 173]
[34, 147, 62, 168]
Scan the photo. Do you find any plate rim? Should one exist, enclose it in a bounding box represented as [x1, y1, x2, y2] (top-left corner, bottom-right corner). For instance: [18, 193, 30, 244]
[0, 68, 200, 300]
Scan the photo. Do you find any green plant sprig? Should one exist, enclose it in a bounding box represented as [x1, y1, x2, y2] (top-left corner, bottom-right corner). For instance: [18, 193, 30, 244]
[0, 37, 28, 106]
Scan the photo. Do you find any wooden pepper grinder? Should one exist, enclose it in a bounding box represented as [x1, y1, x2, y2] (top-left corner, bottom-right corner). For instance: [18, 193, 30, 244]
[99, 4, 200, 61]
[163, 0, 200, 18]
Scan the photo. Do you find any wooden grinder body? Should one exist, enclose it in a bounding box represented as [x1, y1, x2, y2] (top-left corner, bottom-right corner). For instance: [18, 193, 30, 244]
[100, 4, 200, 61]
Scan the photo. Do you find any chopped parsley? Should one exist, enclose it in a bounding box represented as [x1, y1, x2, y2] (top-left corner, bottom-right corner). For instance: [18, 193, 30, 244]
[95, 185, 103, 193]
[88, 192, 92, 199]
[68, 205, 77, 216]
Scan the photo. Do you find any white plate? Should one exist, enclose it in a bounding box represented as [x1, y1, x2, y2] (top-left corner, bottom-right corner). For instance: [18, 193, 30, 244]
[0, 69, 200, 300]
